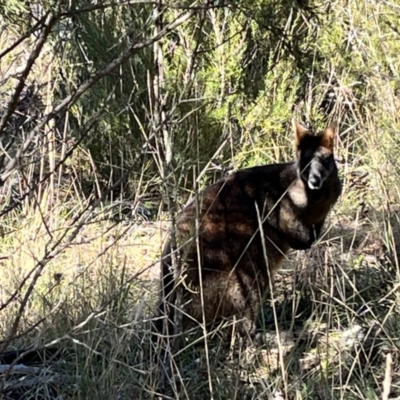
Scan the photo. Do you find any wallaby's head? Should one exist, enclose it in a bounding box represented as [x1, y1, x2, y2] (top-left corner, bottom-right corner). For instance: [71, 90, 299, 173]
[293, 119, 338, 190]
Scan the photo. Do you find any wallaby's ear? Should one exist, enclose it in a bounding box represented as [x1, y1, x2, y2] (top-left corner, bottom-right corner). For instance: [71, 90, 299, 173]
[292, 118, 309, 146]
[321, 121, 338, 150]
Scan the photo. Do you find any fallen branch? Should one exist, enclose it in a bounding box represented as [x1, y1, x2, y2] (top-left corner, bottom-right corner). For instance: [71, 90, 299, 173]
[1, 365, 81, 392]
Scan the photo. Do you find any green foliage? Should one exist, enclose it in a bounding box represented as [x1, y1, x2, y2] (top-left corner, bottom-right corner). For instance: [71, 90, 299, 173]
[2, 0, 400, 398]
[0, 0, 29, 28]
[2, 0, 400, 204]
[54, 3, 155, 195]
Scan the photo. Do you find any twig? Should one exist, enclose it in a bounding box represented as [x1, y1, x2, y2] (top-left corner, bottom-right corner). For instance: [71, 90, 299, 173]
[0, 12, 56, 137]
[2, 368, 80, 391]
[0, 9, 195, 184]
[382, 352, 392, 400]
[0, 15, 49, 60]
[0, 364, 42, 374]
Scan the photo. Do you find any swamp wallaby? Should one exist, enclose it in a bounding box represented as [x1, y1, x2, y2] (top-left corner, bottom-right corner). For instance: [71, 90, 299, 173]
[156, 120, 342, 340]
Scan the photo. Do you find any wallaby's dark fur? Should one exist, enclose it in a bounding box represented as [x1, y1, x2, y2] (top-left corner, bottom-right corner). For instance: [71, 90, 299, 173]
[156, 120, 342, 340]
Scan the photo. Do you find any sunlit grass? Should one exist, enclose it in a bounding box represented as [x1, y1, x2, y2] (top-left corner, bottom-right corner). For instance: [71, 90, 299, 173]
[1, 0, 400, 398]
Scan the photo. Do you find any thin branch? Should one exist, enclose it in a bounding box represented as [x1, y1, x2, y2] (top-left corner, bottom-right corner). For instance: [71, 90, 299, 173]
[0, 12, 56, 137]
[60, 1, 157, 17]
[59, 1, 231, 17]
[0, 15, 49, 60]
[0, 9, 196, 184]
[0, 110, 105, 218]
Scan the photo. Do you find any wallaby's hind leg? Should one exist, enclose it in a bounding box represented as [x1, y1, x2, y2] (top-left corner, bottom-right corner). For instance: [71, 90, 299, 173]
[219, 271, 262, 345]
[236, 313, 257, 347]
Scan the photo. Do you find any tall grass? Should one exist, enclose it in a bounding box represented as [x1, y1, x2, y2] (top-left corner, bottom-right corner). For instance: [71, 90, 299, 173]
[0, 0, 400, 398]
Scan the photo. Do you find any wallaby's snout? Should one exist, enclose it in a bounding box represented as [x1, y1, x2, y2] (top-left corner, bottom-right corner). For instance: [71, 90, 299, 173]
[307, 151, 335, 190]
[307, 171, 322, 190]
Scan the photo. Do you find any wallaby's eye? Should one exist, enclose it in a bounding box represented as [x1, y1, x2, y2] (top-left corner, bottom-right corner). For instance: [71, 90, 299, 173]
[322, 154, 334, 168]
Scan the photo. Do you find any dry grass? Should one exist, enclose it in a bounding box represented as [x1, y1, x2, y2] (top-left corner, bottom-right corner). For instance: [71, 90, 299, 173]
[1, 0, 400, 399]
[1, 175, 399, 399]
[0, 202, 167, 399]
